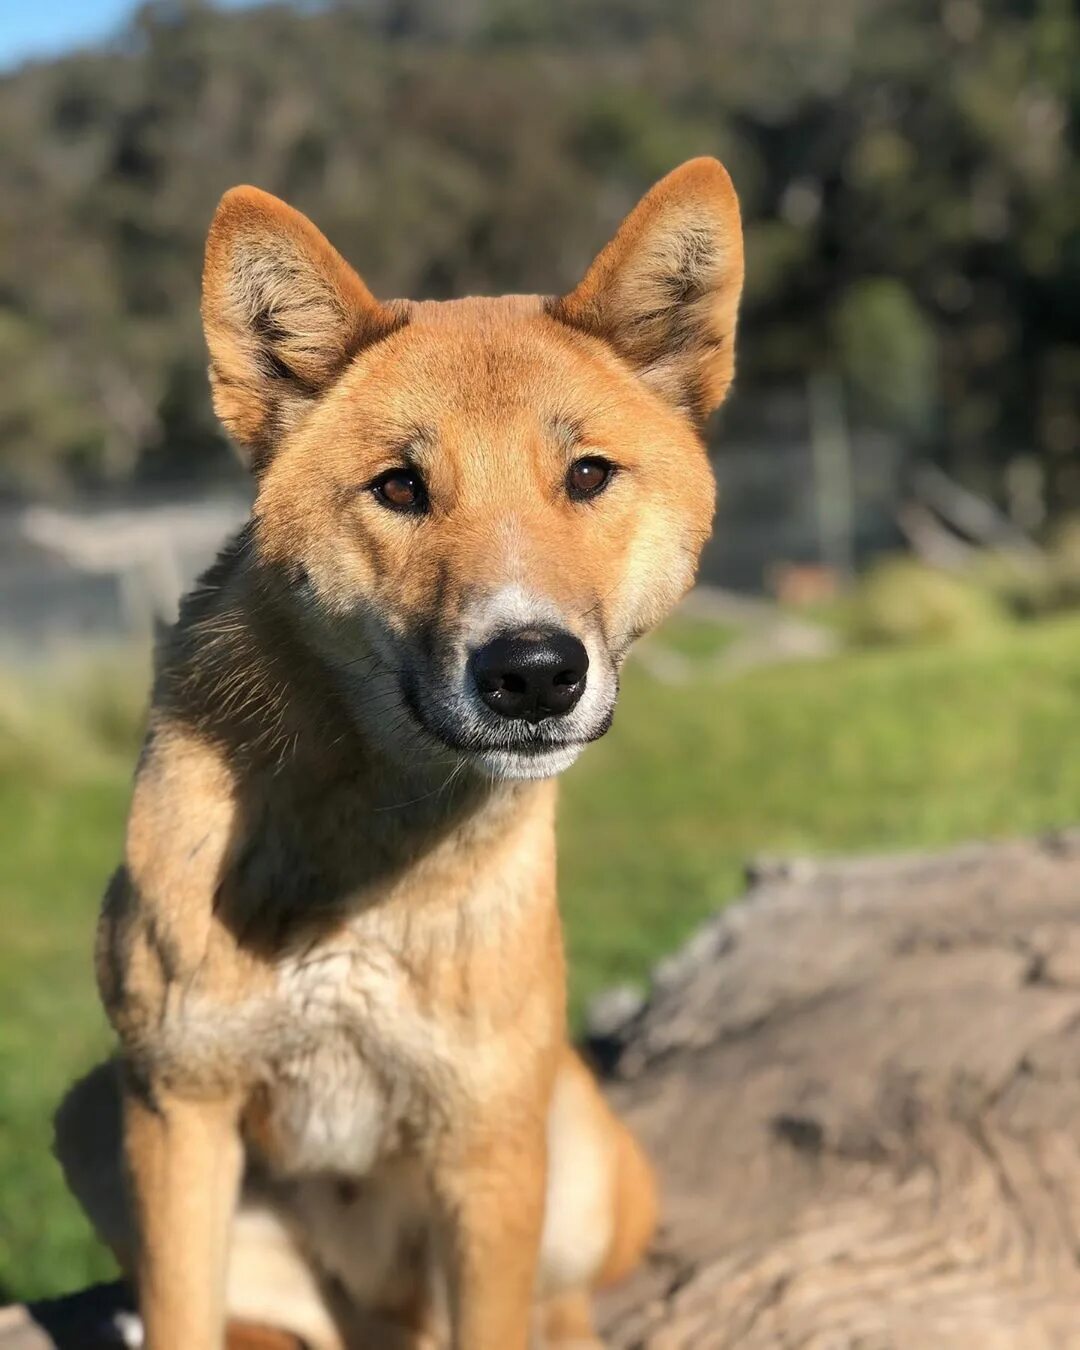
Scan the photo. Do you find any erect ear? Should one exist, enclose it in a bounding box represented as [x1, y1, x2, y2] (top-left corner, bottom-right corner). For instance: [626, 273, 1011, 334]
[202, 186, 406, 470]
[547, 158, 744, 424]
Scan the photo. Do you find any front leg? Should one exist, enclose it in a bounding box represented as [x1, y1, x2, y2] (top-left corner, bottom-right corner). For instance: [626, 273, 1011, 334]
[433, 1114, 548, 1350]
[123, 1075, 244, 1350]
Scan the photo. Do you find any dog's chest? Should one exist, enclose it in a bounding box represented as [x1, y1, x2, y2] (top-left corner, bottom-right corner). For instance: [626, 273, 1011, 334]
[257, 936, 478, 1177]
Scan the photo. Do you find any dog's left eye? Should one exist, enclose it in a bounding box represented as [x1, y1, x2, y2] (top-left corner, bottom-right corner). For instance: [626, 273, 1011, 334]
[566, 456, 615, 501]
[370, 468, 428, 514]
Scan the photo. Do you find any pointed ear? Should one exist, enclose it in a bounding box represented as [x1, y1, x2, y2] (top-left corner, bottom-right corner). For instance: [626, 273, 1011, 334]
[202, 186, 406, 470]
[547, 158, 744, 424]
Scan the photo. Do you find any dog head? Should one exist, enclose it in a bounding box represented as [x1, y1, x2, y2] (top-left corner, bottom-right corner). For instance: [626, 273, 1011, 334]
[202, 160, 743, 780]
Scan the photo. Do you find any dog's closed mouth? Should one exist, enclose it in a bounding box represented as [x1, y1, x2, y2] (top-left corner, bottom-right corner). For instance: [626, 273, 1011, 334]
[400, 681, 613, 761]
[419, 711, 592, 759]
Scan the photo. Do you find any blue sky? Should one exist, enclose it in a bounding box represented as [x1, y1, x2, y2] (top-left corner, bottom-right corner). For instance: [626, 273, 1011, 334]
[0, 1, 258, 71]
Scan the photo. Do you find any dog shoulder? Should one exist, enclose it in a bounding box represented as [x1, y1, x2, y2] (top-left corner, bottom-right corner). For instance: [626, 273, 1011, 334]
[95, 717, 254, 1064]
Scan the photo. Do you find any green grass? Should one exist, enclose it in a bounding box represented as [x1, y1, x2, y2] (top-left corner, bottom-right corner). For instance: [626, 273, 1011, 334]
[559, 614, 1080, 1008]
[6, 615, 1080, 1297]
[640, 614, 737, 661]
[0, 777, 129, 1299]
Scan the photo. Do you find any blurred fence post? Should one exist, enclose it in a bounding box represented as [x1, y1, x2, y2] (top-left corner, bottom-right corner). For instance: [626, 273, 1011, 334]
[808, 369, 855, 582]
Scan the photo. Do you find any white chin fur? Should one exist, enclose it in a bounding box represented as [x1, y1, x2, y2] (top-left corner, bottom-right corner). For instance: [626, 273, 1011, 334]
[470, 744, 585, 782]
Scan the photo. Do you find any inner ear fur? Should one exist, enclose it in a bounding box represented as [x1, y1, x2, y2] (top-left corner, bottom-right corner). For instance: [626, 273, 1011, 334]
[202, 186, 406, 471]
[547, 157, 744, 424]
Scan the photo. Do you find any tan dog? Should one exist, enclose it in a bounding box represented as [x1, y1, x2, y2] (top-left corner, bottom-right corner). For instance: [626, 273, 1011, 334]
[53, 158, 743, 1350]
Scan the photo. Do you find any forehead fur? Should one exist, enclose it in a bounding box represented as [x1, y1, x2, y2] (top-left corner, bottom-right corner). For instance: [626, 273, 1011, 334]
[406, 295, 545, 326]
[332, 293, 663, 437]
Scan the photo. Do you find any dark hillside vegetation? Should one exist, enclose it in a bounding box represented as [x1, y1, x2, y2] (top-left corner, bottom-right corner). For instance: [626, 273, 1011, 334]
[0, 0, 1076, 506]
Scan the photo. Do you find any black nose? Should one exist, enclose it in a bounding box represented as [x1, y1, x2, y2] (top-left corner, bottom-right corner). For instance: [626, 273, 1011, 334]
[470, 630, 589, 722]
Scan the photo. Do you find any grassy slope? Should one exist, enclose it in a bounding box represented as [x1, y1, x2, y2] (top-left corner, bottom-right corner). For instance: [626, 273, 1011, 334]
[4, 616, 1080, 1296]
[0, 776, 127, 1298]
[560, 616, 1080, 1008]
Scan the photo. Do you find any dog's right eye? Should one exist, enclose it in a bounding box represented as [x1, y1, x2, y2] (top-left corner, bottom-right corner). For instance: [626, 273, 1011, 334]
[370, 468, 428, 515]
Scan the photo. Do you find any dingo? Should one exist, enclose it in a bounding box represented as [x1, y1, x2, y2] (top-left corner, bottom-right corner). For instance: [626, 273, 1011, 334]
[54, 158, 743, 1349]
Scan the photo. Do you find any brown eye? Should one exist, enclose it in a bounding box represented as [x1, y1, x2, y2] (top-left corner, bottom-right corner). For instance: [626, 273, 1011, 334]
[371, 468, 428, 514]
[567, 456, 615, 501]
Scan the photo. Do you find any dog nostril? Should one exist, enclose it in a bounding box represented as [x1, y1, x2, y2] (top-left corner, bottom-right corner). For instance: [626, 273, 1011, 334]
[470, 630, 589, 722]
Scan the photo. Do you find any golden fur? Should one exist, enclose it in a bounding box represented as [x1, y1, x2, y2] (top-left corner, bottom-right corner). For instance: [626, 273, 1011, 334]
[54, 158, 743, 1349]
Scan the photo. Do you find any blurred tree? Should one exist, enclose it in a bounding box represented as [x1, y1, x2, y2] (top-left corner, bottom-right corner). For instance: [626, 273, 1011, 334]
[0, 0, 1074, 507]
[834, 278, 939, 440]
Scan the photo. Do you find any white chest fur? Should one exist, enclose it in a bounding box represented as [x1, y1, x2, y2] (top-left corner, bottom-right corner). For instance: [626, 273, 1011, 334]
[259, 901, 528, 1178]
[161, 793, 558, 1178]
[263, 943, 438, 1175]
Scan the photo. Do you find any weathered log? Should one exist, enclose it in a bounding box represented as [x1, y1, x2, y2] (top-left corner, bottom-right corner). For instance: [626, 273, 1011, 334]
[7, 832, 1080, 1347]
[595, 833, 1080, 1348]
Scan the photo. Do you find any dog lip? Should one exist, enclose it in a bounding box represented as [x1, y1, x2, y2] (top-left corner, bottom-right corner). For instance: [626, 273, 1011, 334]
[399, 680, 611, 758]
[419, 714, 592, 758]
